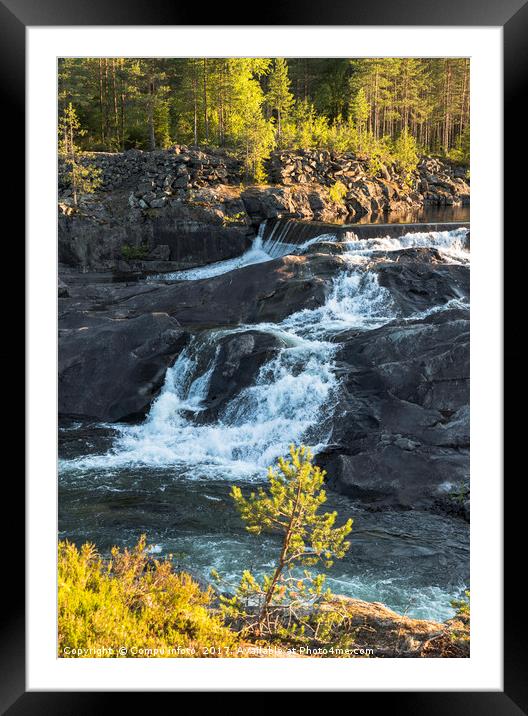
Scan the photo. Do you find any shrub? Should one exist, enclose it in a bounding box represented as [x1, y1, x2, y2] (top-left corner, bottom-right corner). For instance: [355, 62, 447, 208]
[328, 181, 348, 206]
[393, 129, 419, 185]
[58, 536, 237, 657]
[223, 212, 247, 226]
[449, 590, 470, 644]
[121, 244, 149, 261]
[451, 590, 470, 620]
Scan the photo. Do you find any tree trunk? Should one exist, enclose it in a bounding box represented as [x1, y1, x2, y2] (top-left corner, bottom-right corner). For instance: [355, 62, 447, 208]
[69, 122, 77, 206]
[148, 75, 156, 150]
[203, 58, 209, 142]
[98, 59, 105, 145]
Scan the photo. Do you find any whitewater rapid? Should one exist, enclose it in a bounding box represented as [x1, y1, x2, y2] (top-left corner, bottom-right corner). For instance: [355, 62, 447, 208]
[61, 225, 469, 476]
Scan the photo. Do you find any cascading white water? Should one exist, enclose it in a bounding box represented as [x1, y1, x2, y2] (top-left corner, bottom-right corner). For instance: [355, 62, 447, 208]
[343, 227, 469, 264]
[63, 226, 469, 476]
[63, 332, 339, 477]
[149, 222, 339, 282]
[151, 225, 469, 282]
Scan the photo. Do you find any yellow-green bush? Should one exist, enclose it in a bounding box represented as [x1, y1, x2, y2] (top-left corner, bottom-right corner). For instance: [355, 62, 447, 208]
[58, 536, 237, 657]
[328, 181, 348, 206]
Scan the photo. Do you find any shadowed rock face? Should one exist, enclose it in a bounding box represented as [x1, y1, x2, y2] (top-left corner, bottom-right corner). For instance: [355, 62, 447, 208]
[197, 331, 287, 422]
[60, 253, 346, 328]
[317, 308, 469, 515]
[58, 313, 188, 421]
[58, 208, 252, 273]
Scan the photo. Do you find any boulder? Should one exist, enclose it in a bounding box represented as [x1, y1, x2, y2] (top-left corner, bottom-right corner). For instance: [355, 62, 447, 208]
[241, 187, 293, 221]
[149, 197, 167, 209]
[374, 261, 469, 316]
[198, 330, 287, 420]
[58, 313, 189, 421]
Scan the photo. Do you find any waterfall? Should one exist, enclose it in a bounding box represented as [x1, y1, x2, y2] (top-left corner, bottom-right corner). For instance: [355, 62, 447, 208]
[150, 221, 340, 282]
[151, 223, 469, 283]
[63, 331, 339, 477]
[63, 226, 468, 476]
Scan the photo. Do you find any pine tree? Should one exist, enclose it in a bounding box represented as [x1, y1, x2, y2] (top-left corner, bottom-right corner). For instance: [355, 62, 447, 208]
[57, 57, 471, 162]
[393, 128, 419, 185]
[350, 87, 370, 150]
[58, 103, 101, 206]
[267, 58, 294, 146]
[220, 445, 353, 636]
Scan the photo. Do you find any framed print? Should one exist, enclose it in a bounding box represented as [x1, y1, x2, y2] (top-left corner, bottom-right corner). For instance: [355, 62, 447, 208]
[4, 0, 522, 707]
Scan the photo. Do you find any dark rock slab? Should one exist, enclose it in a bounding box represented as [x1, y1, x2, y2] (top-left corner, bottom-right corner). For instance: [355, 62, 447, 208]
[110, 253, 345, 328]
[58, 313, 189, 421]
[374, 261, 469, 315]
[317, 308, 469, 516]
[198, 330, 287, 420]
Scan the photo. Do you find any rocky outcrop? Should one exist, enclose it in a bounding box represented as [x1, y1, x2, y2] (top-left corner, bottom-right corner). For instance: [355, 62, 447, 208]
[58, 188, 252, 273]
[58, 146, 469, 273]
[318, 307, 469, 517]
[319, 596, 469, 658]
[268, 149, 470, 210]
[59, 253, 344, 329]
[58, 312, 188, 421]
[375, 258, 469, 315]
[198, 331, 287, 421]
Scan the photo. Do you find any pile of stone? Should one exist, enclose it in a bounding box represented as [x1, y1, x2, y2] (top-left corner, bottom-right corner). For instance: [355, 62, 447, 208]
[58, 146, 244, 205]
[58, 145, 470, 212]
[267, 149, 470, 206]
[417, 157, 470, 206]
[268, 149, 372, 187]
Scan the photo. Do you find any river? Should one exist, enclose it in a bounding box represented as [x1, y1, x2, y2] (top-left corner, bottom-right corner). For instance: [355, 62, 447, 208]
[59, 214, 470, 622]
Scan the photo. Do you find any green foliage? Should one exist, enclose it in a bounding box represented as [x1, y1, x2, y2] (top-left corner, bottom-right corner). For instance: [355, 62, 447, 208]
[58, 536, 237, 657]
[58, 103, 102, 205]
[267, 58, 295, 147]
[450, 590, 470, 643]
[215, 445, 353, 639]
[360, 133, 395, 178]
[451, 590, 470, 619]
[328, 181, 348, 206]
[121, 243, 149, 261]
[446, 125, 470, 167]
[392, 129, 419, 185]
[222, 212, 247, 226]
[58, 58, 470, 176]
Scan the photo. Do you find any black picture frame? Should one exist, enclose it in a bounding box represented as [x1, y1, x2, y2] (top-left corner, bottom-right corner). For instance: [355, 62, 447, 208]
[4, 0, 523, 708]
